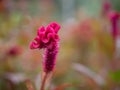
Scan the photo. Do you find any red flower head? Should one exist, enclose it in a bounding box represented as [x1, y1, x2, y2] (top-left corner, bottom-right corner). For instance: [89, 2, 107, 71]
[30, 22, 60, 49]
[30, 22, 61, 73]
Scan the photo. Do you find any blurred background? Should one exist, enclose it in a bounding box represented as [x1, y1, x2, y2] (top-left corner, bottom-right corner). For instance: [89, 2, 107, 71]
[0, 0, 120, 90]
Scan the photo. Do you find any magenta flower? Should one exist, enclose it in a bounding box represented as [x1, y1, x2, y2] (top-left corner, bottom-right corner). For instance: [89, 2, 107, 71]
[107, 11, 120, 40]
[30, 22, 60, 73]
[30, 22, 60, 49]
[103, 0, 120, 40]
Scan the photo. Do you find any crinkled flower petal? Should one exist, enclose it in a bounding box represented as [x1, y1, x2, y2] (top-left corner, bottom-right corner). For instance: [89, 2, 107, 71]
[49, 22, 61, 33]
[30, 22, 60, 49]
[37, 26, 45, 36]
[30, 41, 40, 49]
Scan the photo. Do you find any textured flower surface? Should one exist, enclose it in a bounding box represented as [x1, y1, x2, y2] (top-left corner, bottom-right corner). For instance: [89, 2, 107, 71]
[43, 42, 59, 72]
[30, 22, 60, 49]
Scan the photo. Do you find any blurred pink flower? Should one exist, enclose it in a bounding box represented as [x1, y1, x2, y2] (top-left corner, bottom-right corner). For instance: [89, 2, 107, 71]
[30, 22, 61, 72]
[71, 19, 95, 42]
[7, 46, 22, 56]
[103, 0, 120, 40]
[103, 0, 111, 15]
[107, 11, 120, 40]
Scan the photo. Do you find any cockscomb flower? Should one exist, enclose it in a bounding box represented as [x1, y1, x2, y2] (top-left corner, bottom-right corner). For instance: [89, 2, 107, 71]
[30, 22, 60, 49]
[30, 22, 60, 73]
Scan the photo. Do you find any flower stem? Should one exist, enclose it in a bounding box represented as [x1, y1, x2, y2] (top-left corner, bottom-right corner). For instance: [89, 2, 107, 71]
[40, 72, 49, 90]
